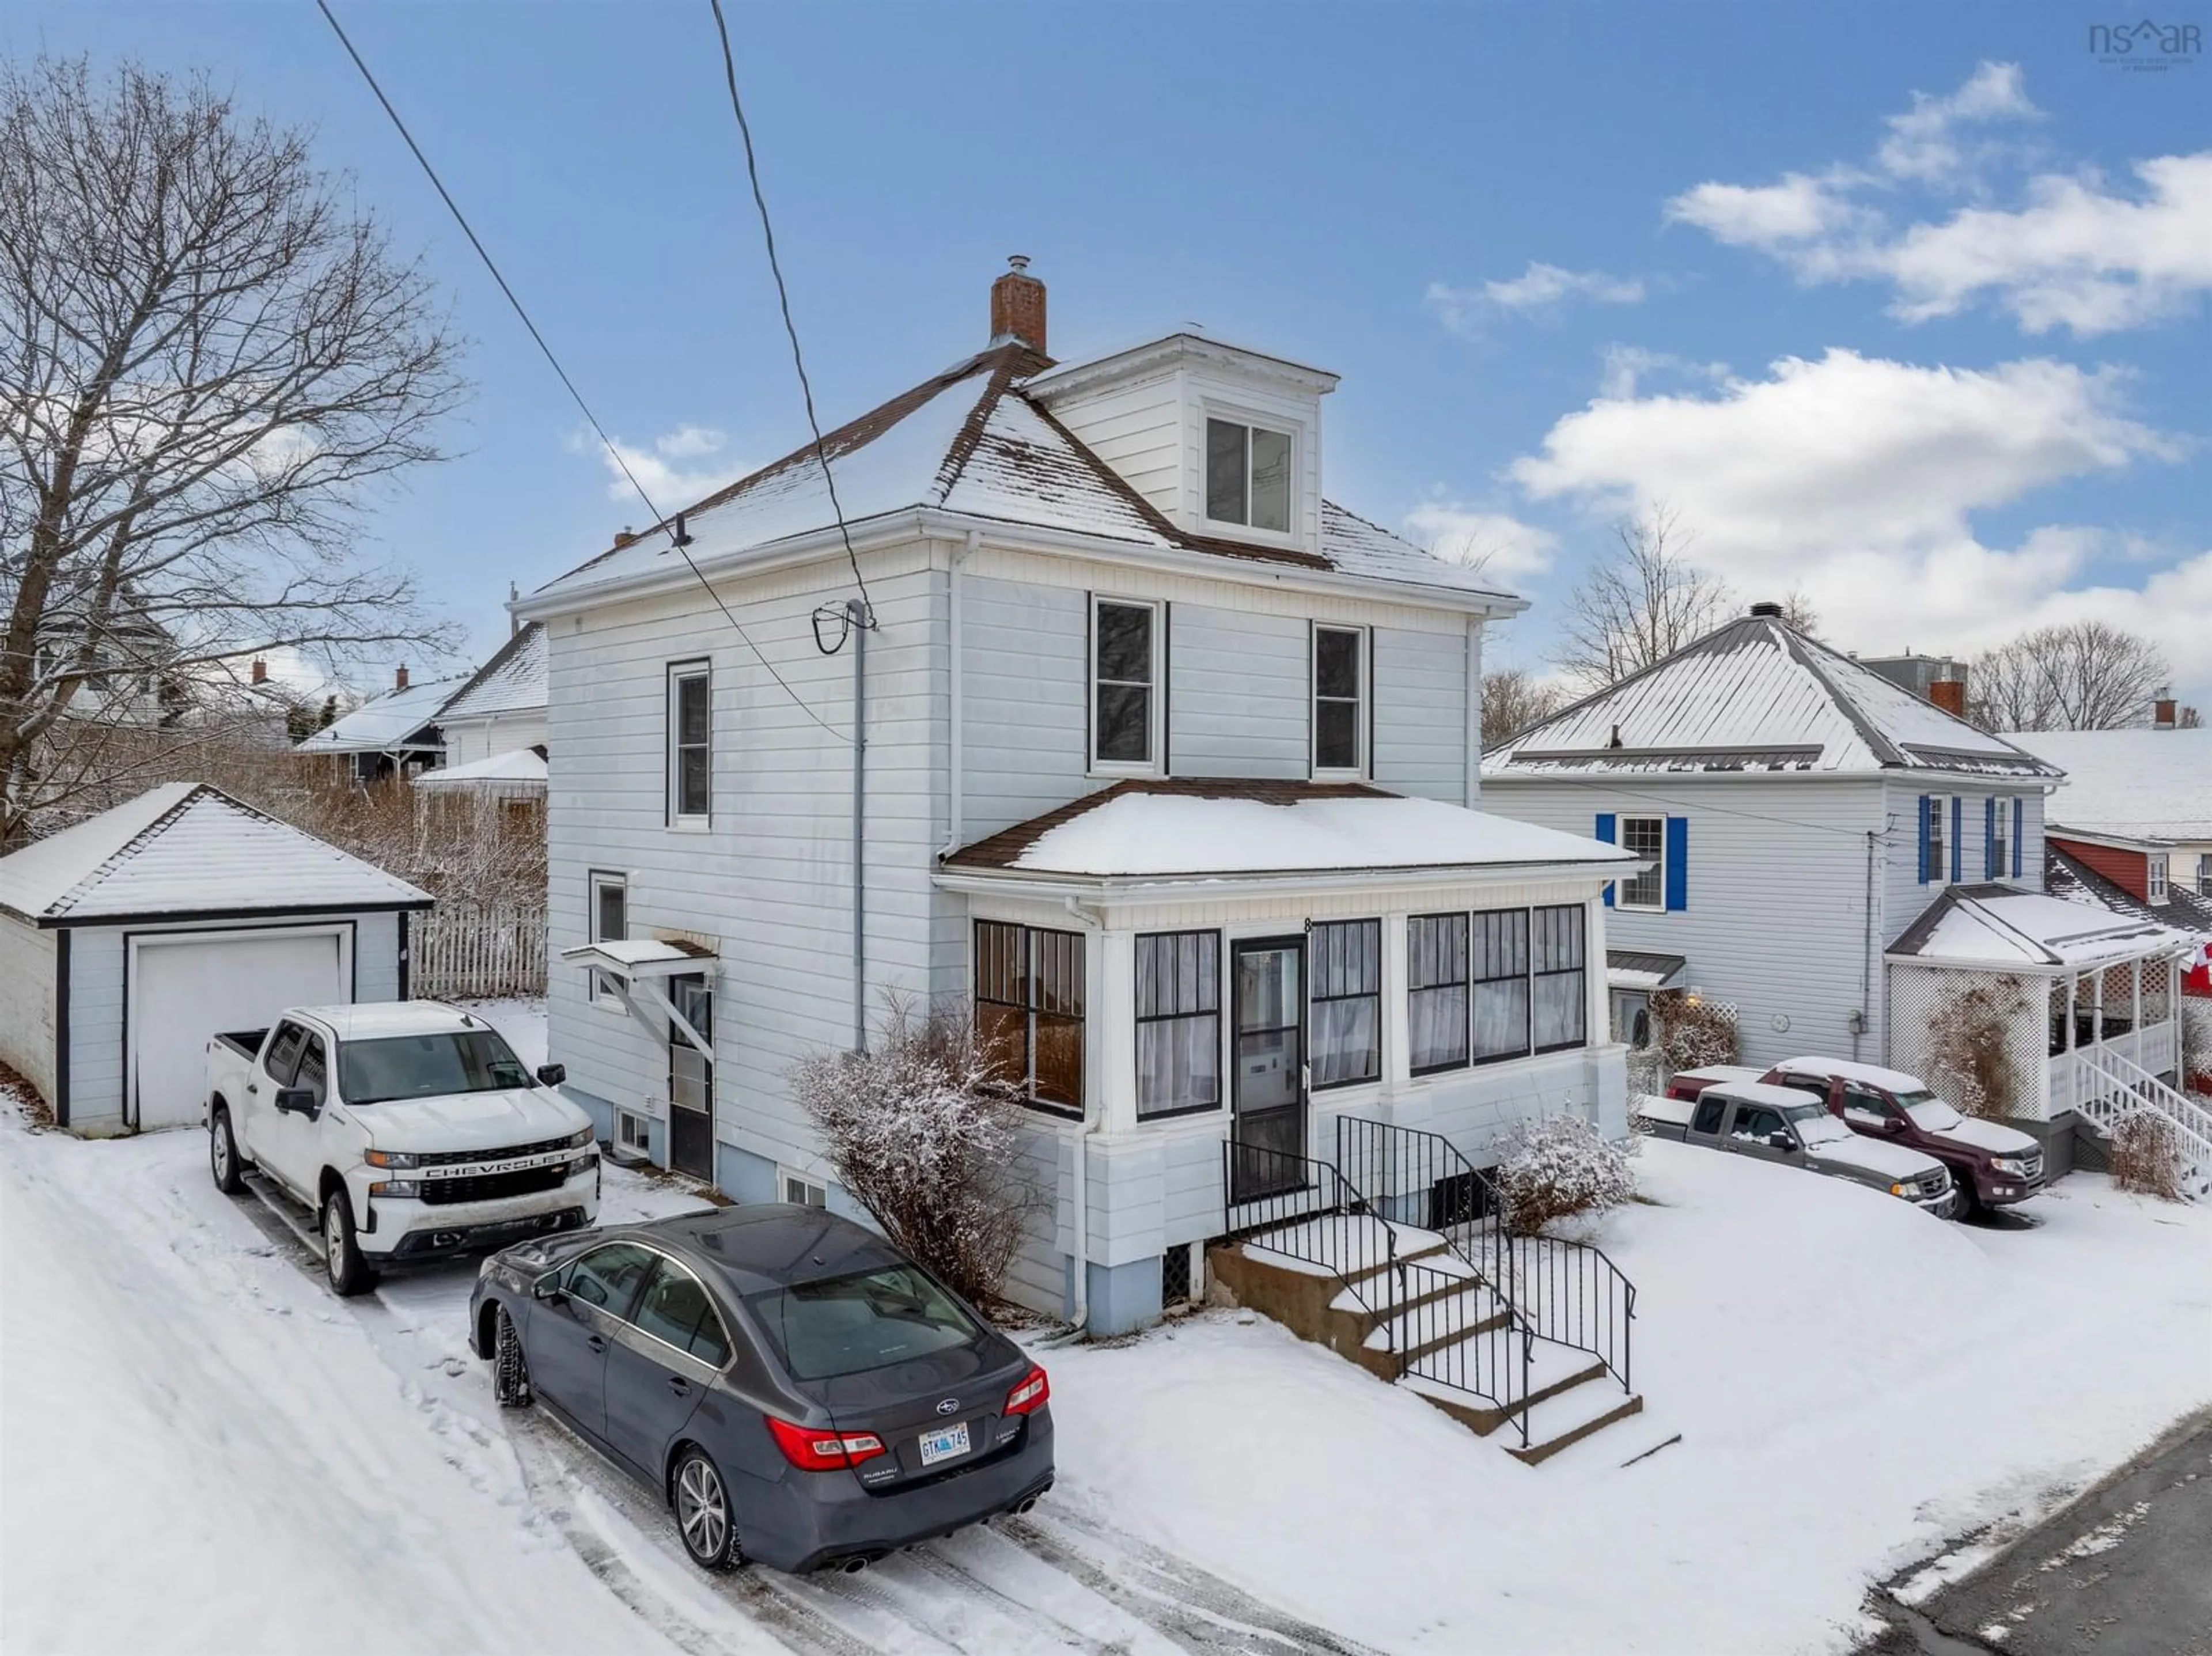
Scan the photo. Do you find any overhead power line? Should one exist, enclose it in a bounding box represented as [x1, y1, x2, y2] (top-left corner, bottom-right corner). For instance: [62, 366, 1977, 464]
[704, 0, 876, 628]
[315, 0, 851, 744]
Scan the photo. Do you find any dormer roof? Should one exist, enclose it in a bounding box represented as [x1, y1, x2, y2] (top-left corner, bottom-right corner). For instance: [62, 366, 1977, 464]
[1024, 331, 1340, 402]
[1484, 611, 2063, 782]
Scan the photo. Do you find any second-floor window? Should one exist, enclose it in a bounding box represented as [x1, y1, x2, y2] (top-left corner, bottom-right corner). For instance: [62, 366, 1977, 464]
[1989, 798, 2010, 880]
[1619, 816, 1665, 910]
[1922, 795, 1948, 885]
[2199, 852, 2212, 898]
[2148, 854, 2169, 901]
[668, 662, 711, 825]
[1091, 597, 1160, 771]
[1205, 418, 1292, 534]
[1313, 626, 1366, 776]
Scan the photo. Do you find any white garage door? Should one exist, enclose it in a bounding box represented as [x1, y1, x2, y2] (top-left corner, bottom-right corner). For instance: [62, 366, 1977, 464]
[132, 931, 347, 1131]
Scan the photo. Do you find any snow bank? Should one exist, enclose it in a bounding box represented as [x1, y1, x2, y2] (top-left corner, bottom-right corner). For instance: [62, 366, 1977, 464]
[1047, 1142, 2212, 1653]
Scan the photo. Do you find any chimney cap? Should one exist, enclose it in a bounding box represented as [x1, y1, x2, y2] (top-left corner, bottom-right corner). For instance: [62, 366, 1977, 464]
[1749, 600, 1784, 619]
[1006, 253, 1031, 273]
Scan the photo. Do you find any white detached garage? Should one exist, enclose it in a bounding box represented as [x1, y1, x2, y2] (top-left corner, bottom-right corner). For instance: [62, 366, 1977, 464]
[0, 783, 431, 1135]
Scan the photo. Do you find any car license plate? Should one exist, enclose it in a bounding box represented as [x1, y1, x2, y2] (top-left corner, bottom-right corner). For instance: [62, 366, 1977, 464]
[919, 1422, 970, 1466]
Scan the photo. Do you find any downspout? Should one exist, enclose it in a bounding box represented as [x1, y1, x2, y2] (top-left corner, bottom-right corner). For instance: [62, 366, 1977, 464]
[939, 530, 978, 860]
[1858, 828, 1876, 1062]
[851, 598, 869, 1054]
[1059, 893, 1105, 1338]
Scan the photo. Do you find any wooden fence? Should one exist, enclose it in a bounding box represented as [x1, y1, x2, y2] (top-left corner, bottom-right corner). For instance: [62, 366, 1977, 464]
[408, 903, 548, 1000]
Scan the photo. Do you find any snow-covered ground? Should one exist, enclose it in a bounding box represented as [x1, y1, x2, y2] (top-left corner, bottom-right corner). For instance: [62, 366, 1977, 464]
[5, 995, 2206, 1655]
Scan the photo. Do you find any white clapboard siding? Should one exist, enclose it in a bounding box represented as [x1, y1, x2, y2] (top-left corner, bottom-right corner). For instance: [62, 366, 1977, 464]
[408, 904, 548, 999]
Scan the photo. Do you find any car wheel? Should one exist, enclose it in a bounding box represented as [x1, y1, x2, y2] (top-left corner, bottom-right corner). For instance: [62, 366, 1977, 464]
[321, 1189, 379, 1298]
[209, 1106, 247, 1196]
[492, 1305, 532, 1408]
[1953, 1178, 1980, 1222]
[672, 1446, 742, 1571]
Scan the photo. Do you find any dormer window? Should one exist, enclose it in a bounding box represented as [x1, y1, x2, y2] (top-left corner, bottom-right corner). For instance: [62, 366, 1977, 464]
[1206, 418, 1292, 534]
[2148, 854, 2169, 903]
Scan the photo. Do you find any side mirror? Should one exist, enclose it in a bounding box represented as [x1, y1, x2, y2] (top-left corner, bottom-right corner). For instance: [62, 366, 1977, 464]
[274, 1086, 317, 1116]
[1882, 1116, 1907, 1133]
[1768, 1132, 1796, 1153]
[535, 1062, 566, 1087]
[532, 1277, 567, 1306]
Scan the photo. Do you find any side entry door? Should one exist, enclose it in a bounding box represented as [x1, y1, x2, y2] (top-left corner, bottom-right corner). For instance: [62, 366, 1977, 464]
[1229, 937, 1306, 1202]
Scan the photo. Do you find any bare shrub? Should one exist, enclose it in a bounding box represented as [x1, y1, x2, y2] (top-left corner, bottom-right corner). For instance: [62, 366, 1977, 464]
[1924, 978, 2027, 1120]
[2181, 998, 2210, 1096]
[789, 998, 1045, 1306]
[1492, 1115, 1637, 1236]
[1652, 992, 1738, 1075]
[2109, 1113, 2183, 1201]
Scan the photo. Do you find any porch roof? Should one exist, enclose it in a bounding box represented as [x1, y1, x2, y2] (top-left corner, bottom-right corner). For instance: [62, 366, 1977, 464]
[1607, 949, 1686, 991]
[412, 748, 548, 790]
[556, 936, 717, 980]
[1887, 883, 2192, 973]
[940, 779, 1636, 886]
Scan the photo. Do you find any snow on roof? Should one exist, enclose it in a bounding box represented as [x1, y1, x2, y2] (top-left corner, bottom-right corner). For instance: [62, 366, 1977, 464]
[0, 783, 429, 924]
[411, 748, 547, 789]
[2046, 844, 2212, 937]
[1484, 614, 2061, 780]
[1999, 728, 2212, 842]
[437, 624, 547, 723]
[942, 779, 1635, 882]
[1888, 882, 2190, 971]
[556, 937, 718, 979]
[529, 343, 1520, 610]
[1606, 949, 1686, 991]
[296, 674, 467, 754]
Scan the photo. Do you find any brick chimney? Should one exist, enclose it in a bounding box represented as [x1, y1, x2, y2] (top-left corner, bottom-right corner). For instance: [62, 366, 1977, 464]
[1929, 675, 1968, 718]
[2154, 694, 2177, 729]
[395, 664, 410, 692]
[250, 657, 267, 685]
[990, 256, 1047, 356]
[612, 527, 638, 549]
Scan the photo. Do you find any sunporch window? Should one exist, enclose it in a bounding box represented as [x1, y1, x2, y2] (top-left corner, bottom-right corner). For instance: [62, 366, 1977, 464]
[1472, 908, 1531, 1063]
[1135, 930, 1222, 1118]
[1532, 904, 1589, 1052]
[974, 920, 1085, 1113]
[1408, 914, 1470, 1073]
[1310, 919, 1381, 1087]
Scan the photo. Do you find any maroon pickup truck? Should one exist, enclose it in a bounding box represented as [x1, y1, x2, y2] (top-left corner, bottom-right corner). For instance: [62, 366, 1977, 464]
[1665, 1055, 2045, 1214]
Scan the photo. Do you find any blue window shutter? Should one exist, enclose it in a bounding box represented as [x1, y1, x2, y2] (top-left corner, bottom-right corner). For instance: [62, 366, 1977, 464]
[2013, 798, 2024, 878]
[1984, 798, 1997, 878]
[1918, 795, 1931, 884]
[1596, 813, 1616, 906]
[1664, 816, 1689, 911]
[1951, 797, 1963, 884]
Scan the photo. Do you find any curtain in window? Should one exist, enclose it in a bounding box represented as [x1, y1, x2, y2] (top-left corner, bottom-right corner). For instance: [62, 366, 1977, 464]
[1532, 904, 1587, 1052]
[1136, 931, 1221, 1116]
[1407, 914, 1469, 1072]
[1310, 919, 1381, 1086]
[1472, 908, 1531, 1062]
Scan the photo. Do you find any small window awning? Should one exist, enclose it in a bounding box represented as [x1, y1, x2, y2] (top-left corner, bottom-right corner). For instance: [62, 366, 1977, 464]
[1606, 950, 1685, 992]
[558, 937, 718, 982]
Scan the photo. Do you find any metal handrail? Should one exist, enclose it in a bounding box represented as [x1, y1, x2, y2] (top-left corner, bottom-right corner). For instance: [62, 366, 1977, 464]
[1219, 1142, 1402, 1338]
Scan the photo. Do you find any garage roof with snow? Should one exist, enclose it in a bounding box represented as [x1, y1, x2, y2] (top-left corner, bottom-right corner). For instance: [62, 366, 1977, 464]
[0, 782, 431, 926]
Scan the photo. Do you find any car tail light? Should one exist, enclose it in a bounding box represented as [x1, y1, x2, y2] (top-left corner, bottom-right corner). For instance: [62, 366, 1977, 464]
[764, 1414, 887, 1471]
[1004, 1365, 1050, 1416]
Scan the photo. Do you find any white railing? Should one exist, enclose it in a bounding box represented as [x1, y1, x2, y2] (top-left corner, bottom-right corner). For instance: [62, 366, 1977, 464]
[408, 902, 548, 1000]
[2074, 1043, 2212, 1197]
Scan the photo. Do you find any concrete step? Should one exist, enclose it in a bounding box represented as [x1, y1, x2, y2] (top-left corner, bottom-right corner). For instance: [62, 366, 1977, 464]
[1398, 1333, 1609, 1436]
[1330, 1246, 1482, 1318]
[1505, 1379, 1646, 1466]
[1362, 1283, 1508, 1361]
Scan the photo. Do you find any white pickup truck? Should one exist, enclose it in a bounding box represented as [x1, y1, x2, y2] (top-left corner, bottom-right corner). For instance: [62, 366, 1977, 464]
[203, 1002, 600, 1295]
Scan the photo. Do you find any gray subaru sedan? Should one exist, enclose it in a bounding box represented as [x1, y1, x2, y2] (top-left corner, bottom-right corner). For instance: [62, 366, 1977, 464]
[469, 1203, 1054, 1574]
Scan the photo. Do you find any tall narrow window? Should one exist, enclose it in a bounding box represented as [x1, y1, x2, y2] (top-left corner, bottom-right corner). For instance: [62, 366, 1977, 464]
[589, 871, 627, 1005]
[2148, 854, 2170, 901]
[1990, 799, 2010, 881]
[1136, 930, 1222, 1118]
[1619, 816, 1665, 910]
[1472, 908, 1531, 1063]
[668, 663, 711, 825]
[1310, 919, 1381, 1087]
[2198, 852, 2211, 898]
[1925, 796, 1947, 885]
[1531, 904, 1588, 1052]
[1204, 418, 1292, 534]
[1313, 626, 1366, 776]
[1090, 598, 1158, 771]
[1408, 914, 1471, 1074]
[974, 921, 1086, 1113]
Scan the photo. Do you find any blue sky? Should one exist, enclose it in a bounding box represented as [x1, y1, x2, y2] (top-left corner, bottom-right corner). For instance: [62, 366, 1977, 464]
[9, 2, 2209, 703]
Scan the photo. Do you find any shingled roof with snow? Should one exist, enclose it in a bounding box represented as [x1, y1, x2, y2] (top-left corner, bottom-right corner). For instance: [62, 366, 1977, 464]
[1483, 612, 2063, 781]
[1999, 728, 2212, 842]
[532, 344, 1515, 607]
[296, 674, 467, 755]
[437, 623, 547, 723]
[0, 783, 430, 925]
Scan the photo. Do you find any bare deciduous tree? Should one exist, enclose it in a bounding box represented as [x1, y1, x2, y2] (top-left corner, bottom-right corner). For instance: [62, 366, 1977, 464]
[1965, 621, 2172, 732]
[1480, 666, 1567, 749]
[1, 58, 465, 845]
[1553, 505, 1736, 689]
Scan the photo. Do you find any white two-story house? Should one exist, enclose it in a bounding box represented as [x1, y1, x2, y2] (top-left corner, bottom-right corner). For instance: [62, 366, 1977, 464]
[1484, 608, 2199, 1178]
[516, 261, 1634, 1335]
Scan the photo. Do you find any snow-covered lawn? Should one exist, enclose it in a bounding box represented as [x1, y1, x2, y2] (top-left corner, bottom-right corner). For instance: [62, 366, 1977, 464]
[1050, 1141, 2212, 1653]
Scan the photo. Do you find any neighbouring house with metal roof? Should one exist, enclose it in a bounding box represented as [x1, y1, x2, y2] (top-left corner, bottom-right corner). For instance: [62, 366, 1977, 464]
[294, 667, 466, 783]
[1484, 607, 2203, 1186]
[418, 623, 550, 803]
[0, 782, 429, 1136]
[513, 256, 1653, 1433]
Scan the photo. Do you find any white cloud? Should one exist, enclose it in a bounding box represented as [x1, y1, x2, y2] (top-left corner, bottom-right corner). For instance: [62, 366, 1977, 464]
[574, 423, 750, 507]
[1404, 502, 1559, 578]
[1427, 263, 1643, 335]
[1665, 64, 2212, 335]
[1507, 348, 2207, 697]
[1597, 345, 1729, 401]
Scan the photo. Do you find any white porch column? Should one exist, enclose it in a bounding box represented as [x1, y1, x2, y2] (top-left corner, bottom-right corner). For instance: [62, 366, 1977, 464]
[1382, 912, 1411, 1092]
[1096, 929, 1139, 1132]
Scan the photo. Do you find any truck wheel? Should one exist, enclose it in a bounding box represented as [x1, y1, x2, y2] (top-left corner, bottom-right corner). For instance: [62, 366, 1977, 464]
[672, 1446, 743, 1571]
[321, 1189, 379, 1297]
[493, 1305, 532, 1408]
[209, 1106, 247, 1196]
[1953, 1179, 1980, 1222]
